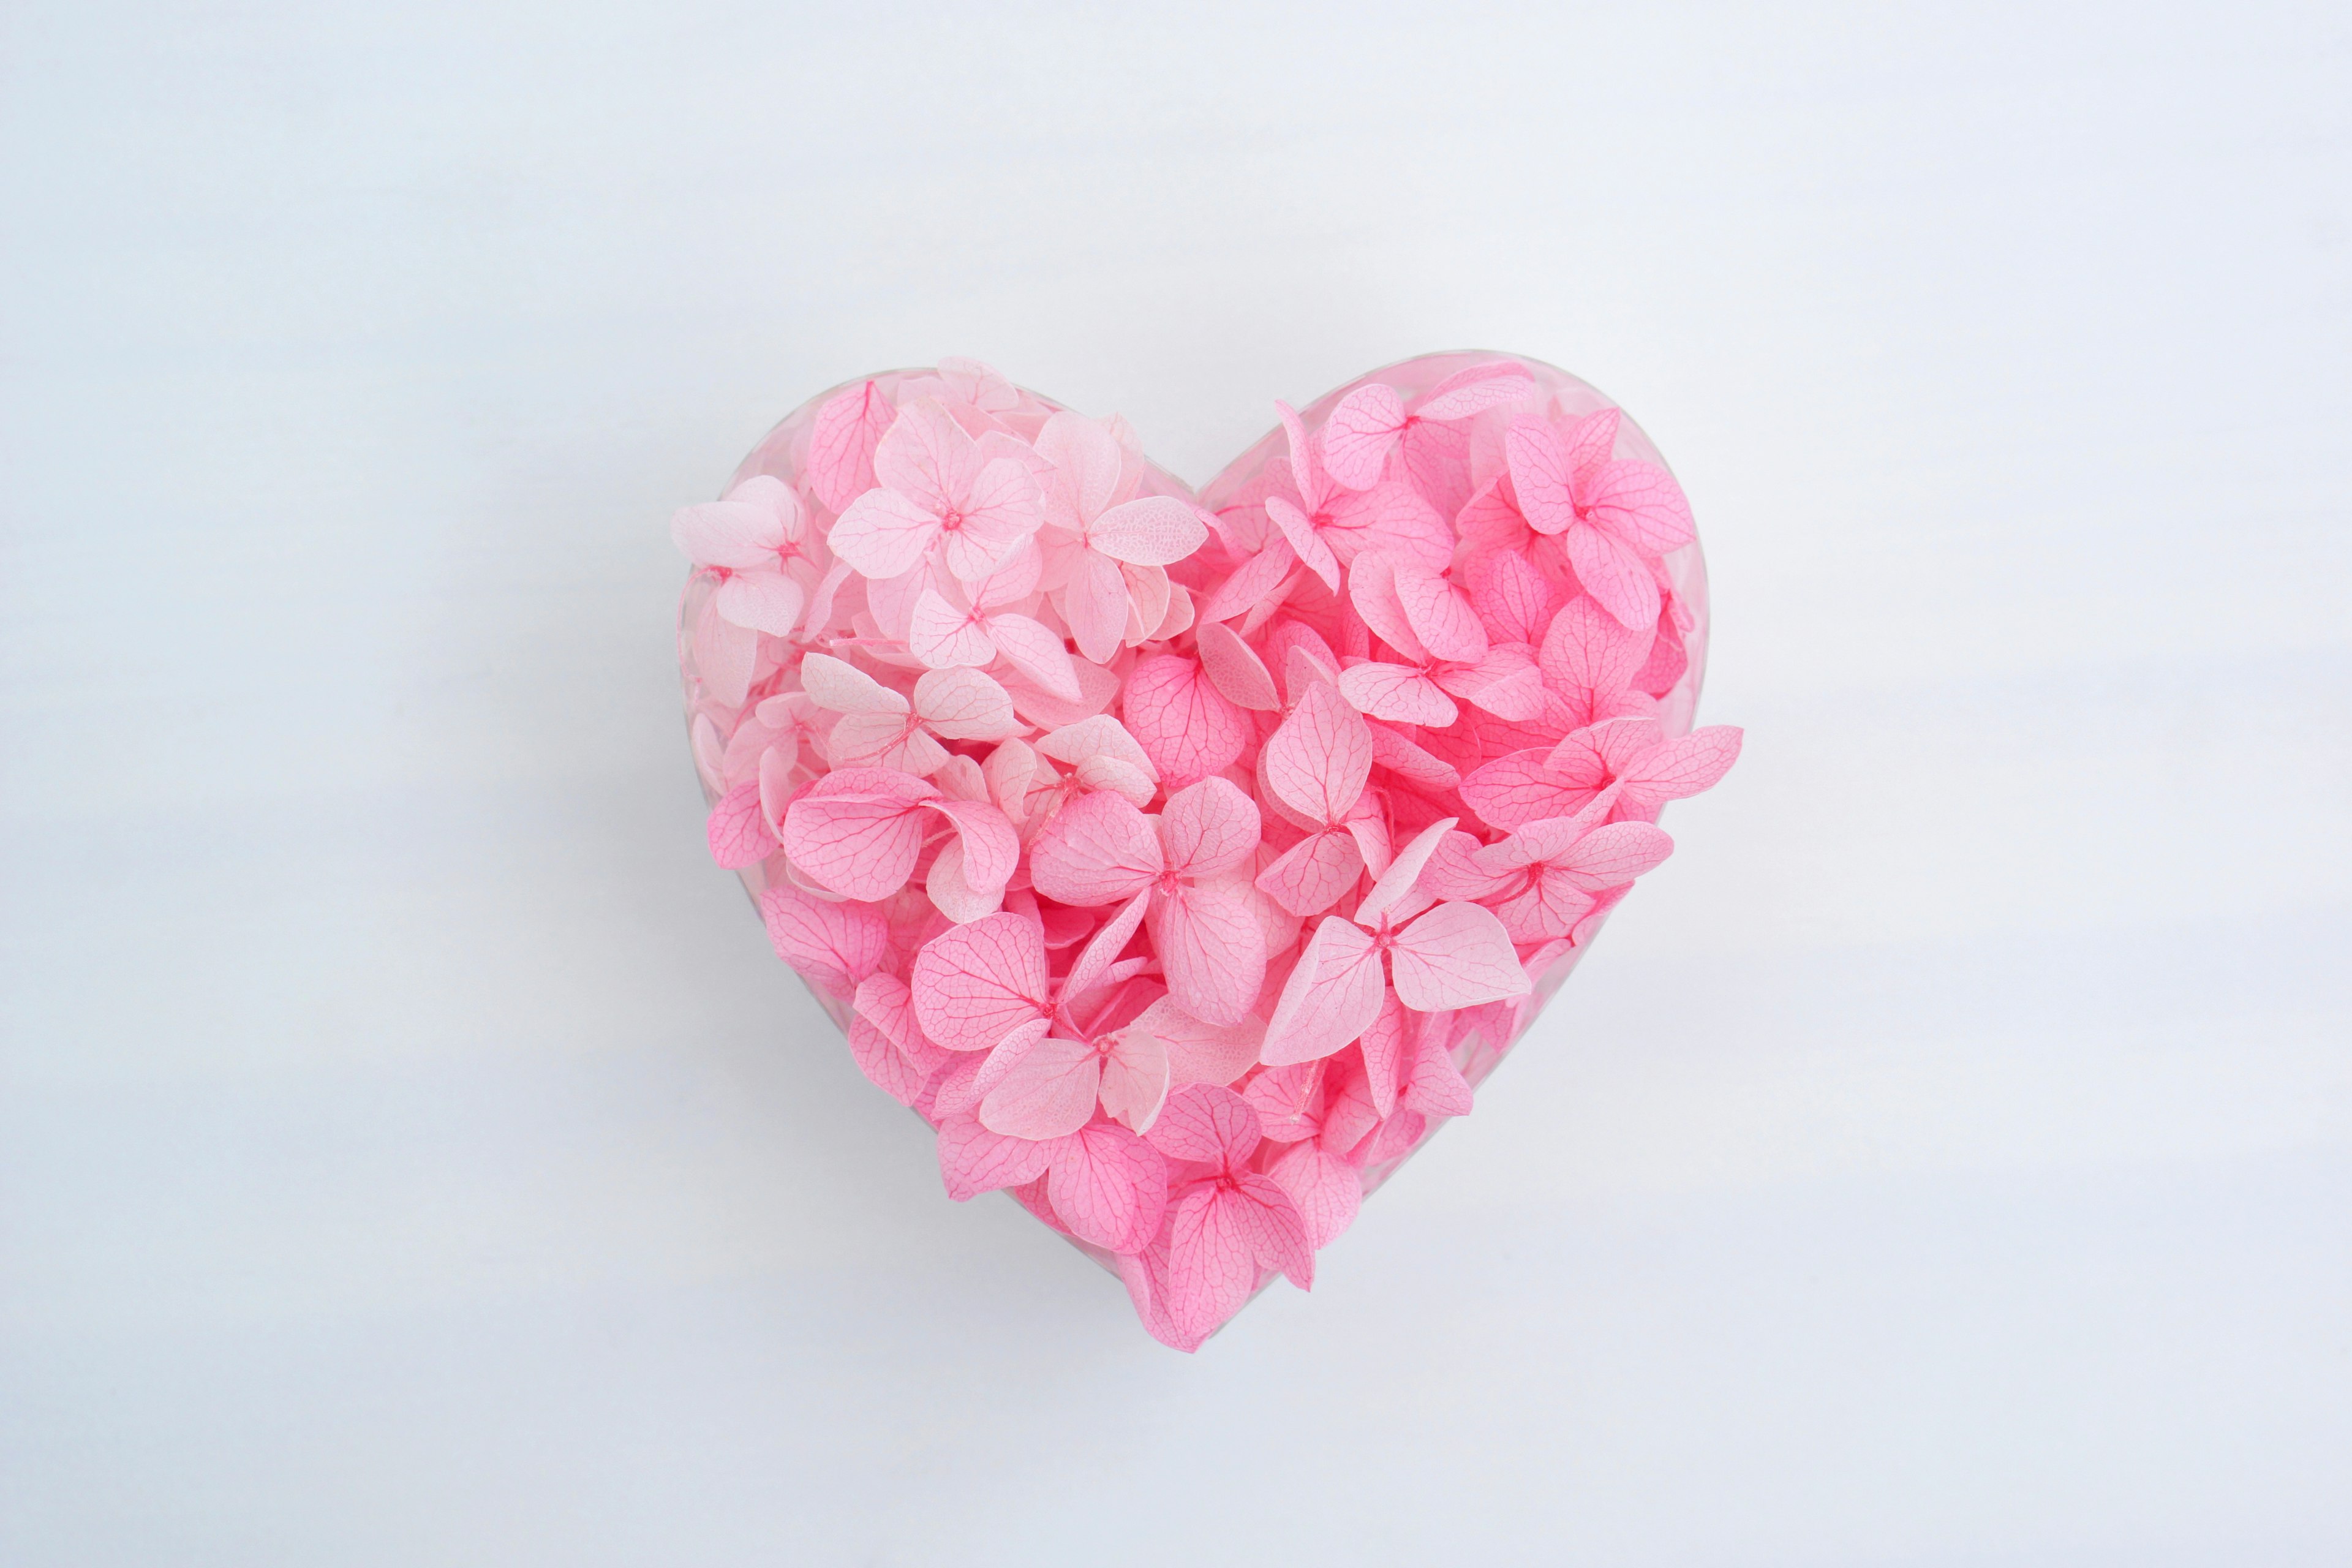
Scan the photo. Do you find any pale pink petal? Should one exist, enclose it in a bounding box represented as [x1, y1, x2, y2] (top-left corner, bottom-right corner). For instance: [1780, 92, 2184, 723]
[1359, 990, 1409, 1117]
[1389, 900, 1532, 1010]
[1147, 1082, 1262, 1166]
[1355, 817, 1458, 927]
[970, 1016, 1054, 1101]
[1036, 714, 1157, 783]
[1034, 409, 1123, 529]
[979, 1035, 1102, 1140]
[1264, 494, 1341, 591]
[798, 652, 909, 715]
[968, 535, 1043, 607]
[852, 971, 921, 1055]
[690, 600, 757, 709]
[1043, 1123, 1167, 1254]
[1089, 495, 1207, 565]
[1128, 998, 1264, 1088]
[1338, 662, 1458, 727]
[758, 886, 888, 992]
[706, 781, 774, 870]
[1253, 828, 1365, 918]
[910, 911, 1051, 1052]
[1320, 382, 1406, 489]
[805, 379, 897, 514]
[712, 570, 804, 636]
[1421, 829, 1516, 902]
[828, 487, 941, 579]
[1403, 1020, 1476, 1118]
[1619, 725, 1744, 814]
[942, 456, 1044, 581]
[1158, 775, 1261, 879]
[1414, 361, 1536, 421]
[1155, 880, 1267, 1028]
[1564, 522, 1661, 630]
[780, 793, 926, 900]
[1195, 537, 1297, 625]
[1503, 416, 1578, 535]
[871, 398, 972, 516]
[924, 796, 1019, 892]
[1245, 1061, 1324, 1143]
[1071, 755, 1156, 809]
[1365, 722, 1462, 791]
[907, 589, 995, 668]
[1558, 820, 1675, 887]
[1194, 620, 1281, 712]
[1261, 679, 1373, 827]
[1060, 888, 1151, 1006]
[1028, 790, 1162, 907]
[1437, 645, 1548, 721]
[848, 1012, 930, 1106]
[1097, 1027, 1171, 1134]
[1123, 654, 1250, 790]
[1331, 480, 1453, 573]
[672, 499, 783, 568]
[1267, 1142, 1362, 1249]
[935, 1112, 1054, 1200]
[912, 666, 1017, 741]
[1061, 548, 1132, 665]
[825, 712, 949, 777]
[982, 612, 1080, 702]
[1259, 917, 1385, 1065]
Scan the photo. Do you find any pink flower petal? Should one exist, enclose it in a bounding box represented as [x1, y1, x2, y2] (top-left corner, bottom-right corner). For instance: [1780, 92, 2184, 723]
[1060, 888, 1152, 1008]
[1146, 1082, 1261, 1166]
[1062, 547, 1132, 665]
[1254, 827, 1366, 918]
[805, 379, 896, 514]
[780, 791, 928, 900]
[935, 1112, 1054, 1201]
[1460, 747, 1593, 832]
[1194, 620, 1282, 712]
[1414, 361, 1536, 421]
[1155, 878, 1267, 1027]
[984, 612, 1081, 702]
[1122, 654, 1250, 791]
[706, 781, 774, 870]
[1319, 382, 1406, 490]
[1097, 1027, 1172, 1134]
[1503, 416, 1578, 535]
[1259, 916, 1385, 1065]
[671, 497, 784, 569]
[1389, 901, 1532, 1011]
[712, 570, 804, 636]
[1261, 680, 1372, 827]
[908, 589, 995, 668]
[1157, 775, 1261, 879]
[1166, 1185, 1264, 1343]
[1337, 662, 1458, 727]
[828, 487, 941, 579]
[758, 886, 887, 993]
[979, 1035, 1102, 1140]
[1043, 1123, 1168, 1254]
[1090, 495, 1208, 565]
[1128, 998, 1264, 1088]
[1355, 817, 1456, 927]
[1583, 458, 1695, 555]
[910, 911, 1052, 1052]
[799, 652, 909, 715]
[1028, 789, 1162, 907]
[1564, 522, 1661, 630]
[1264, 494, 1341, 591]
[1392, 561, 1488, 663]
[1267, 1142, 1362, 1250]
[913, 666, 1017, 742]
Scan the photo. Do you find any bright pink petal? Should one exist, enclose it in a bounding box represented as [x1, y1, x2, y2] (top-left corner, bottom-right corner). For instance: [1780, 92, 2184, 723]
[1619, 725, 1744, 814]
[1389, 900, 1532, 1011]
[936, 1112, 1054, 1201]
[1346, 549, 1425, 660]
[1365, 722, 1462, 792]
[1558, 820, 1675, 887]
[1028, 789, 1162, 906]
[1259, 917, 1385, 1065]
[706, 781, 774, 870]
[1060, 888, 1150, 1008]
[1166, 1185, 1264, 1343]
[758, 886, 888, 992]
[1244, 1061, 1324, 1143]
[1232, 1171, 1314, 1287]
[1540, 594, 1655, 696]
[1582, 458, 1695, 554]
[910, 911, 1051, 1052]
[1564, 523, 1661, 630]
[1155, 879, 1267, 1028]
[1392, 562, 1488, 663]
[1320, 382, 1406, 489]
[1460, 747, 1594, 832]
[1468, 549, 1558, 645]
[1502, 416, 1578, 535]
[1194, 537, 1297, 625]
[1158, 775, 1261, 879]
[1403, 1020, 1476, 1118]
[828, 487, 940, 579]
[1044, 1123, 1168, 1254]
[1123, 654, 1250, 790]
[1359, 990, 1409, 1117]
[924, 796, 1019, 892]
[1355, 816, 1457, 926]
[848, 1011, 931, 1106]
[1421, 829, 1515, 902]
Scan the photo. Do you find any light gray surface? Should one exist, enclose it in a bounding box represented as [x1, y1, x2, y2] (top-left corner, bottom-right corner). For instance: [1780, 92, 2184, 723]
[4, 4, 2348, 1564]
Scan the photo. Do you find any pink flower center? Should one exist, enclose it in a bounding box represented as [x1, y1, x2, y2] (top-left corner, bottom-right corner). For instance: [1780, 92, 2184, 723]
[939, 508, 966, 533]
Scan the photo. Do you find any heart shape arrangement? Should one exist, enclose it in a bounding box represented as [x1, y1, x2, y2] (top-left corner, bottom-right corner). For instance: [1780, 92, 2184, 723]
[673, 353, 1739, 1349]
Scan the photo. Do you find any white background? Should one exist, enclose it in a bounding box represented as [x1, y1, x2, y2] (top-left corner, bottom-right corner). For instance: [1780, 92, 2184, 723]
[4, 3, 2348, 1564]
